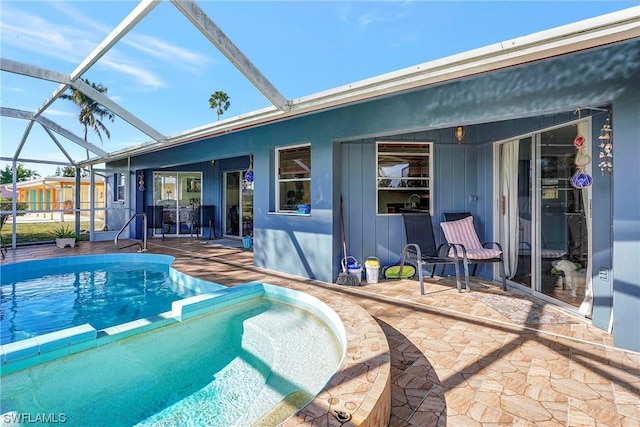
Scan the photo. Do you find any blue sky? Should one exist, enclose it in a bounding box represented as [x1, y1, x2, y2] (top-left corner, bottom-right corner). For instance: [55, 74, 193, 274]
[1, 1, 636, 177]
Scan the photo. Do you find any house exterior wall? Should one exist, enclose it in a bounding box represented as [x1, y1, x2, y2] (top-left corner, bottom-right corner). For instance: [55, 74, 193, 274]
[113, 40, 639, 351]
[611, 88, 640, 351]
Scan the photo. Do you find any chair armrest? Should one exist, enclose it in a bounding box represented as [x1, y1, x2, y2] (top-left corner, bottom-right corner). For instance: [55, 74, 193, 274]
[447, 242, 468, 261]
[436, 243, 461, 261]
[482, 241, 504, 252]
[519, 242, 532, 249]
[402, 243, 422, 261]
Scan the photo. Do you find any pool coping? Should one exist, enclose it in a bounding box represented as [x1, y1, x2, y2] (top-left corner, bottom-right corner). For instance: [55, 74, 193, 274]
[281, 289, 392, 426]
[1, 254, 392, 425]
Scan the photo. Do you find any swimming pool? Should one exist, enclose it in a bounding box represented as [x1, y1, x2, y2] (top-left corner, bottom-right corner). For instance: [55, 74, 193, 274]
[0, 283, 345, 426]
[0, 254, 212, 345]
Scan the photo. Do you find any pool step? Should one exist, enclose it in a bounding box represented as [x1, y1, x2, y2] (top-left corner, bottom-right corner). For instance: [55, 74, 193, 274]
[251, 390, 315, 426]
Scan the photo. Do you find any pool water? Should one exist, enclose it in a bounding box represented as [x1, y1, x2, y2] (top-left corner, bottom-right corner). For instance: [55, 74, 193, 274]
[1, 296, 343, 426]
[0, 261, 198, 345]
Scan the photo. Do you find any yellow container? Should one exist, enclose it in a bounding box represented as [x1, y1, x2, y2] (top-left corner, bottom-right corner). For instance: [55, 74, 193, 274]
[364, 257, 380, 284]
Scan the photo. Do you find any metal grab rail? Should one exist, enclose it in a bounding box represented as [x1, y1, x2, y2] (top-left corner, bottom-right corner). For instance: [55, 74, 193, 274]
[115, 212, 148, 252]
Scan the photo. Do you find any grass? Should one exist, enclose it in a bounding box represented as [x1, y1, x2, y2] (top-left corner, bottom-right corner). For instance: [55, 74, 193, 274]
[1, 221, 95, 244]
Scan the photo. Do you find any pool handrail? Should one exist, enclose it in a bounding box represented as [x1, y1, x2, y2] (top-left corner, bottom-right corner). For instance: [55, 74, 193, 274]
[115, 212, 148, 252]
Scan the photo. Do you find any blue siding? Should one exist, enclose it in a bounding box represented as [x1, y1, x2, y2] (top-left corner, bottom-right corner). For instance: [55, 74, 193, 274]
[611, 88, 640, 350]
[114, 40, 640, 352]
[590, 113, 615, 332]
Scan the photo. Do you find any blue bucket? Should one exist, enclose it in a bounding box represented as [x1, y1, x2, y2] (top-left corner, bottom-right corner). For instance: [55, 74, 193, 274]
[297, 204, 310, 214]
[242, 235, 252, 249]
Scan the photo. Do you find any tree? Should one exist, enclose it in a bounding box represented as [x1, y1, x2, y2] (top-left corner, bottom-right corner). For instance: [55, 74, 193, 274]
[0, 164, 40, 184]
[54, 166, 85, 178]
[60, 78, 115, 149]
[209, 91, 231, 121]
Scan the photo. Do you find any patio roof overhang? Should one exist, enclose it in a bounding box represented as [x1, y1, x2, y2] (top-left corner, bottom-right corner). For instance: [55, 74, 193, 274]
[86, 5, 640, 168]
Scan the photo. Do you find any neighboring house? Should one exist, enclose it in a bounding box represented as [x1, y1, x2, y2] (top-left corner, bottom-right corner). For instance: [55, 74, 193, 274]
[76, 9, 640, 352]
[2, 177, 105, 220]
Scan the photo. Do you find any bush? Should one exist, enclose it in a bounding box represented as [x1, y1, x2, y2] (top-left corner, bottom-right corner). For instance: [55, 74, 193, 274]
[0, 197, 28, 216]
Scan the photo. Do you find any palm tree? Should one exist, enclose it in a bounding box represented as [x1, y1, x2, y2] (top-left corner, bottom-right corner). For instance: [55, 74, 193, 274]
[60, 78, 115, 156]
[0, 164, 40, 184]
[209, 91, 231, 121]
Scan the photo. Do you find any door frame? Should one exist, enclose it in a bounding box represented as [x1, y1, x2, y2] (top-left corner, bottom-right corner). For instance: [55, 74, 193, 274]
[493, 118, 593, 314]
[222, 170, 254, 238]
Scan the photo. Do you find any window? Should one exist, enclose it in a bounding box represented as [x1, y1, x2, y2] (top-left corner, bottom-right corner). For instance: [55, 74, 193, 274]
[116, 173, 126, 201]
[377, 141, 433, 214]
[277, 144, 311, 212]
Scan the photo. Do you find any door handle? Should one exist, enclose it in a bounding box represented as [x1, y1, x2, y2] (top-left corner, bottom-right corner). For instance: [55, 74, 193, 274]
[501, 196, 506, 215]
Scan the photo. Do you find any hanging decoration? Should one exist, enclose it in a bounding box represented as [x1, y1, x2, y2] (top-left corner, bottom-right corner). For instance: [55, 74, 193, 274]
[570, 109, 592, 189]
[571, 134, 592, 188]
[138, 173, 145, 192]
[245, 154, 254, 182]
[598, 113, 613, 175]
[242, 154, 254, 193]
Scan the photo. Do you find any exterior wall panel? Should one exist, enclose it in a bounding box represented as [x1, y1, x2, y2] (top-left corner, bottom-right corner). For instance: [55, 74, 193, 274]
[611, 87, 640, 350]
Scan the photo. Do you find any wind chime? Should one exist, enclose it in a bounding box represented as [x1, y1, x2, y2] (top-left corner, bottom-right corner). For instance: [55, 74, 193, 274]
[243, 154, 254, 192]
[571, 110, 592, 189]
[598, 113, 613, 175]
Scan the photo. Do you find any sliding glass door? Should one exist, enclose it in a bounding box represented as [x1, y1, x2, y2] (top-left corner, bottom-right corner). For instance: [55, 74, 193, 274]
[498, 122, 591, 310]
[153, 172, 202, 237]
[223, 171, 253, 238]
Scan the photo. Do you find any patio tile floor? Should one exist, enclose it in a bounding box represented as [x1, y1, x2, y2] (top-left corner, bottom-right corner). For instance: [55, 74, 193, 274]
[1, 239, 638, 426]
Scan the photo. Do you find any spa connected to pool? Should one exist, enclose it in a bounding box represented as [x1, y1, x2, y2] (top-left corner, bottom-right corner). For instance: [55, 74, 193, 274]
[0, 254, 346, 426]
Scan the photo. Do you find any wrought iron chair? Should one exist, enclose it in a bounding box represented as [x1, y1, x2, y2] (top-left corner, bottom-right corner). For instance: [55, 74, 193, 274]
[440, 212, 507, 290]
[400, 213, 467, 294]
[187, 204, 215, 239]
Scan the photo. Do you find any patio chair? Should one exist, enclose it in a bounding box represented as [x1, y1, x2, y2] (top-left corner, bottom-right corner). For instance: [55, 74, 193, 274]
[400, 213, 467, 294]
[193, 205, 215, 240]
[518, 217, 567, 260]
[519, 216, 568, 288]
[440, 212, 507, 290]
[163, 208, 177, 237]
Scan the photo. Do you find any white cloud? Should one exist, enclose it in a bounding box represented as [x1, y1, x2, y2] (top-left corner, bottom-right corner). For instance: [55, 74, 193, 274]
[1, 2, 209, 91]
[0, 6, 95, 64]
[335, 3, 352, 23]
[124, 34, 212, 74]
[358, 11, 382, 27]
[99, 57, 166, 90]
[42, 108, 76, 118]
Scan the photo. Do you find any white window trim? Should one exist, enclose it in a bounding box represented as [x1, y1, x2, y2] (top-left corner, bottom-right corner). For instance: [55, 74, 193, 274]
[376, 140, 434, 215]
[275, 143, 311, 213]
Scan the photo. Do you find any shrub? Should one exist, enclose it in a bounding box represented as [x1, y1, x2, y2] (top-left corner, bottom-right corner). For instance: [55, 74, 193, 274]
[51, 224, 77, 239]
[0, 197, 28, 216]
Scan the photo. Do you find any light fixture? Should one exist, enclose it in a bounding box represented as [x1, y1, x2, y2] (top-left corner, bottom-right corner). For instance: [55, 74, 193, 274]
[454, 126, 465, 143]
